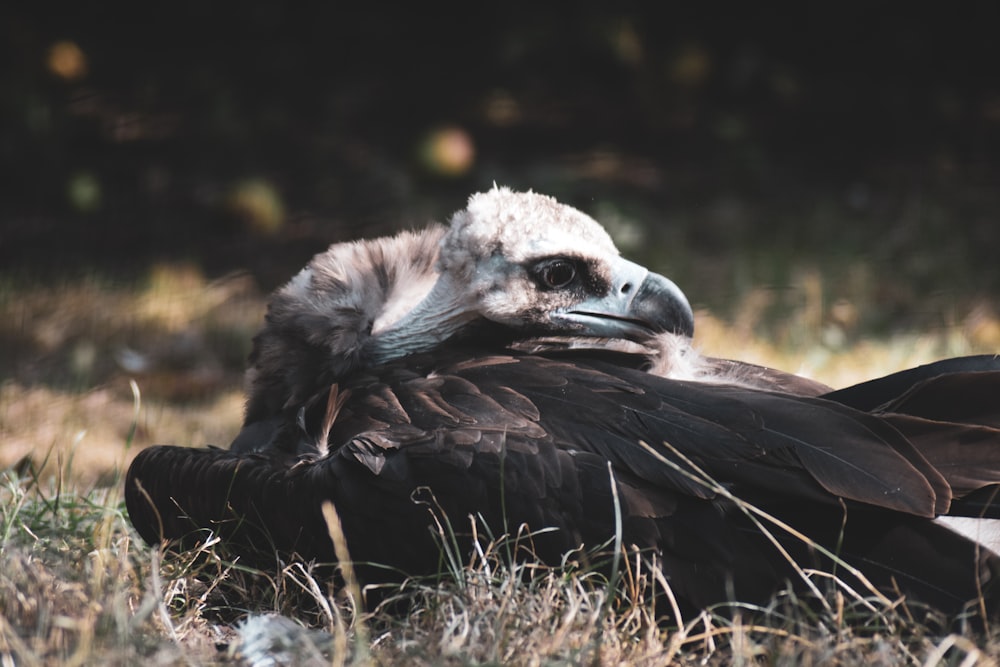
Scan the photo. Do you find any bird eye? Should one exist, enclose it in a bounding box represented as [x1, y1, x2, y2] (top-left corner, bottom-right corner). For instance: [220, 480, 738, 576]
[537, 259, 577, 290]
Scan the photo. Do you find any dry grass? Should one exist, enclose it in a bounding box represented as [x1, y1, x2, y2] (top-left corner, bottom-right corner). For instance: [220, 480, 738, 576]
[2, 264, 1000, 665]
[0, 266, 258, 485]
[5, 473, 997, 666]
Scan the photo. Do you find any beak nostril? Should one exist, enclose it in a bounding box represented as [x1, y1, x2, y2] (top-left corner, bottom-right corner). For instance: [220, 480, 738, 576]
[620, 282, 633, 295]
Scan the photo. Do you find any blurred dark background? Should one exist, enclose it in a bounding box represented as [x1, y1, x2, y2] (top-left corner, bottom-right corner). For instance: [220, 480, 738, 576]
[3, 2, 999, 329]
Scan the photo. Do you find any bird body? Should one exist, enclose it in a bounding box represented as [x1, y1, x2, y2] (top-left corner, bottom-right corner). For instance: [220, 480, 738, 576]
[126, 187, 1000, 620]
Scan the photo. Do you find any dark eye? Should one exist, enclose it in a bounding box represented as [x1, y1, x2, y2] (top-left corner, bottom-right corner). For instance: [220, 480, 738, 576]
[536, 259, 577, 290]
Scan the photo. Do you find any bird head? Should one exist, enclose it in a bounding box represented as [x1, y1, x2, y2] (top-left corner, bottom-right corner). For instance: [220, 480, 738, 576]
[423, 187, 693, 344]
[246, 186, 693, 422]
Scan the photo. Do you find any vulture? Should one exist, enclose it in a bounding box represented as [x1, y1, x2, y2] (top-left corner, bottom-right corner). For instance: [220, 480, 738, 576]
[126, 187, 1000, 621]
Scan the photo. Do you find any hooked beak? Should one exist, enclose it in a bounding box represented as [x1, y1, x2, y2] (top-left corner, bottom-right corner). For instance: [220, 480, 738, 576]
[552, 258, 694, 341]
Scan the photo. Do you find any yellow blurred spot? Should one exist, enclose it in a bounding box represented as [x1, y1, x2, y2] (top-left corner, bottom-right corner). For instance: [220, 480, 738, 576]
[669, 42, 711, 86]
[146, 261, 206, 294]
[139, 262, 209, 330]
[67, 171, 101, 212]
[965, 306, 1000, 348]
[226, 179, 286, 234]
[48, 40, 88, 81]
[420, 127, 475, 176]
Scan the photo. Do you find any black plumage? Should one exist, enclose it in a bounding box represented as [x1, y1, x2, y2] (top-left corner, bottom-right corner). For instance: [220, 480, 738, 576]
[125, 188, 1000, 620]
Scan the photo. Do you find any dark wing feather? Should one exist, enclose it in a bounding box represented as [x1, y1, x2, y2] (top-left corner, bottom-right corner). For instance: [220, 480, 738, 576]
[872, 371, 1000, 430]
[883, 415, 1000, 510]
[818, 357, 1000, 515]
[126, 350, 999, 616]
[470, 358, 949, 516]
[125, 445, 331, 563]
[822, 355, 1000, 412]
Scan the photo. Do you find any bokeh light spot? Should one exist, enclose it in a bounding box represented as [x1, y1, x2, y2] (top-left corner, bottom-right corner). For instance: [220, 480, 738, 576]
[48, 40, 88, 81]
[67, 171, 102, 212]
[419, 126, 476, 176]
[226, 179, 286, 235]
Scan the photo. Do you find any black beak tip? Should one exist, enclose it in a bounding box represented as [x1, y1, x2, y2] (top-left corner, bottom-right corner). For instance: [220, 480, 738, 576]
[674, 301, 695, 338]
[634, 271, 695, 340]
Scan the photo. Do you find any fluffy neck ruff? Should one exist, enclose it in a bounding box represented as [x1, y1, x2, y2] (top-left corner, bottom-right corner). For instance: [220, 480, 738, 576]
[243, 226, 447, 423]
[366, 271, 483, 364]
